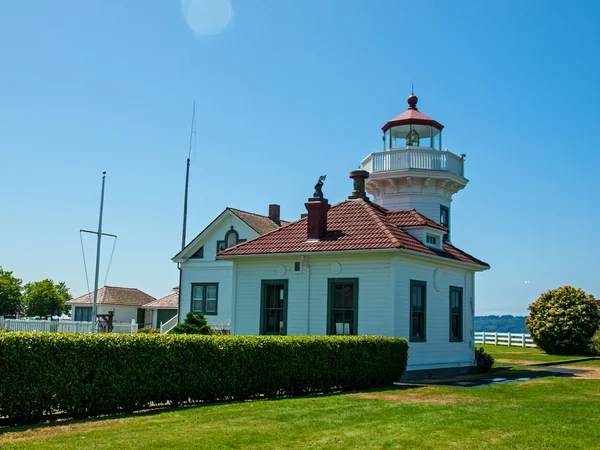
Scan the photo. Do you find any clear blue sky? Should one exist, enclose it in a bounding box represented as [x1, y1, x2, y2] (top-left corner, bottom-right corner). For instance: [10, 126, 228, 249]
[1, 1, 599, 315]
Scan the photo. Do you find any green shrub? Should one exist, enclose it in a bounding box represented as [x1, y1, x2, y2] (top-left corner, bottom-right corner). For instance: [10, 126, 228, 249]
[136, 327, 159, 334]
[171, 312, 213, 335]
[526, 286, 600, 354]
[590, 329, 600, 356]
[474, 347, 494, 373]
[0, 333, 408, 425]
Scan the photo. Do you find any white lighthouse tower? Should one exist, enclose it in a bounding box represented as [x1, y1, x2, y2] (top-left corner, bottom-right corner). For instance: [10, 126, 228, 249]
[362, 94, 467, 241]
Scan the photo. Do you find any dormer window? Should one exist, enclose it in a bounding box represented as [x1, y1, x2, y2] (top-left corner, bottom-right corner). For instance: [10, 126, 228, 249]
[426, 234, 438, 246]
[227, 230, 237, 248]
[216, 226, 246, 253]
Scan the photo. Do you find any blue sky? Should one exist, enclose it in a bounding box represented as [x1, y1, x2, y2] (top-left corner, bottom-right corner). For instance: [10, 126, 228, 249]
[1, 1, 599, 315]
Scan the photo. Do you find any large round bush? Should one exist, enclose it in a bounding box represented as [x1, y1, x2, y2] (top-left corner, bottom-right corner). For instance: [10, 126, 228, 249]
[526, 286, 600, 354]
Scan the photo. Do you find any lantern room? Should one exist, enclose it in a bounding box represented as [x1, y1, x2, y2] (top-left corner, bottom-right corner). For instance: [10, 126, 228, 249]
[382, 94, 443, 151]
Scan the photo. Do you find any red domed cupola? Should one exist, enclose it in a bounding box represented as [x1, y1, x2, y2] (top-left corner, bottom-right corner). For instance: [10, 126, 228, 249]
[382, 94, 444, 150]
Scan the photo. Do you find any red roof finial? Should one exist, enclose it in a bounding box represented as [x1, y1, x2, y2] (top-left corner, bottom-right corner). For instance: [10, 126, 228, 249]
[407, 93, 418, 110]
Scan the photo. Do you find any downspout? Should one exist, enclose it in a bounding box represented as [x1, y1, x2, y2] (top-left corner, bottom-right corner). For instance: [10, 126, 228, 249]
[303, 255, 310, 335]
[230, 260, 238, 335]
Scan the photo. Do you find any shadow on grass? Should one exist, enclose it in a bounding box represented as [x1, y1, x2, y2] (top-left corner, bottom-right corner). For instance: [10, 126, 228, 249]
[0, 384, 422, 433]
[399, 366, 584, 388]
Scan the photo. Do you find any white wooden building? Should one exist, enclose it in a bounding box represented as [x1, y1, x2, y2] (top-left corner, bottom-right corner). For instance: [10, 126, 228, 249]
[175, 94, 489, 377]
[172, 206, 290, 330]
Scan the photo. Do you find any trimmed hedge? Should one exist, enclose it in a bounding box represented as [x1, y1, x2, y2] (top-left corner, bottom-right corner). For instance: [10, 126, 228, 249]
[0, 333, 408, 424]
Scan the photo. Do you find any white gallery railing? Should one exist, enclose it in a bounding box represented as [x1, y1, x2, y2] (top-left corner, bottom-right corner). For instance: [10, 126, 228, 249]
[475, 331, 536, 348]
[362, 147, 464, 177]
[0, 318, 138, 334]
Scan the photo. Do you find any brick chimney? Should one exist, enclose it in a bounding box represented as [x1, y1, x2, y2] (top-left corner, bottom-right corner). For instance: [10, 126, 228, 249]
[305, 176, 330, 240]
[348, 169, 369, 199]
[268, 204, 281, 225]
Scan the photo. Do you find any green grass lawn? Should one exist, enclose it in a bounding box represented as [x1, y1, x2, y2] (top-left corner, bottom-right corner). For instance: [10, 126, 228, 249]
[1, 364, 599, 449]
[478, 344, 592, 364]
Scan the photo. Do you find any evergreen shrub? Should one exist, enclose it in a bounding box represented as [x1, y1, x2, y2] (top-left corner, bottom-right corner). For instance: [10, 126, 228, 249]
[591, 329, 600, 356]
[0, 333, 408, 425]
[474, 347, 494, 373]
[526, 286, 600, 354]
[171, 312, 213, 335]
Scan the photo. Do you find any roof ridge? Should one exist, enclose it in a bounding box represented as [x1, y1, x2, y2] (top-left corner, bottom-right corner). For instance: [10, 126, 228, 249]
[218, 216, 302, 256]
[359, 200, 403, 249]
[228, 207, 290, 223]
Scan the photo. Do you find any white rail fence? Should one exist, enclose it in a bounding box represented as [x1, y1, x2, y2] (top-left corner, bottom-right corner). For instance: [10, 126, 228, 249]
[160, 315, 179, 334]
[475, 331, 536, 348]
[0, 318, 138, 334]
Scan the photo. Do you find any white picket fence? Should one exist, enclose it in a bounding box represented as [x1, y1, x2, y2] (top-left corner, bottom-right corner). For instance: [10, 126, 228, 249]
[0, 318, 138, 334]
[475, 331, 536, 348]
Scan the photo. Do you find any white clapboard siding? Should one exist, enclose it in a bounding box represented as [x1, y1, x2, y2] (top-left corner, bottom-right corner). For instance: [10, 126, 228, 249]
[232, 251, 481, 373]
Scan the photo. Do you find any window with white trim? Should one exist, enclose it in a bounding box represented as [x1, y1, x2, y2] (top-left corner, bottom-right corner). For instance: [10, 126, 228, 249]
[191, 283, 218, 315]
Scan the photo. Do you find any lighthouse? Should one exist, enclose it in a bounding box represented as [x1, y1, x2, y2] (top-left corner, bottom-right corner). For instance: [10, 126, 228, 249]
[362, 94, 468, 242]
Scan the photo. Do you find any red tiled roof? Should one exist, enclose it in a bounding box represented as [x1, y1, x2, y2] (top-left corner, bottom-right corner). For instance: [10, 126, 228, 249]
[67, 286, 156, 306]
[218, 199, 489, 268]
[143, 292, 178, 309]
[386, 209, 447, 231]
[382, 108, 444, 132]
[228, 208, 291, 235]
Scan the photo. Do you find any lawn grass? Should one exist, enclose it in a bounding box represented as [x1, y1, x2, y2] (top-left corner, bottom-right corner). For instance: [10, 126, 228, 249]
[478, 344, 590, 364]
[1, 367, 599, 449]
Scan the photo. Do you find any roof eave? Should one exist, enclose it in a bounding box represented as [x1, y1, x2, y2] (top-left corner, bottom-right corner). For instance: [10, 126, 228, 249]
[218, 247, 489, 270]
[382, 118, 444, 133]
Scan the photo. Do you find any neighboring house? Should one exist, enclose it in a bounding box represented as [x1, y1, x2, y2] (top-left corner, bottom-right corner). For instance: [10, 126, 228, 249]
[172, 206, 290, 328]
[66, 286, 156, 328]
[142, 289, 179, 328]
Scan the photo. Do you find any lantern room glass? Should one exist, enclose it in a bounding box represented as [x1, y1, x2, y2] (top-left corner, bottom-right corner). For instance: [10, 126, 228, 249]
[385, 125, 442, 150]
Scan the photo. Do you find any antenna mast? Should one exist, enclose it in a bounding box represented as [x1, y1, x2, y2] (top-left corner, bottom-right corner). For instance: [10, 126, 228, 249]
[181, 103, 196, 250]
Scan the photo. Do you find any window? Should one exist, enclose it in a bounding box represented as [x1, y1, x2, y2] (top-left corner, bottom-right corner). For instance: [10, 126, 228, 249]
[191, 283, 219, 315]
[449, 286, 463, 341]
[74, 306, 92, 322]
[191, 245, 204, 259]
[426, 234, 438, 246]
[410, 280, 426, 341]
[440, 206, 450, 241]
[216, 226, 246, 253]
[327, 279, 358, 335]
[293, 261, 302, 272]
[261, 280, 288, 335]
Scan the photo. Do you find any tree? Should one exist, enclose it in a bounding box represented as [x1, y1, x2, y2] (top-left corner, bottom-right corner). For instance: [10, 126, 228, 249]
[171, 312, 214, 335]
[22, 279, 72, 319]
[0, 268, 23, 317]
[526, 286, 600, 355]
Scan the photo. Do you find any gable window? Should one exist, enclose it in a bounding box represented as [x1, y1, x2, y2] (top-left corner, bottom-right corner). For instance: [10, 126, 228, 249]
[74, 306, 92, 322]
[191, 283, 219, 315]
[261, 280, 288, 335]
[410, 280, 426, 341]
[449, 286, 463, 342]
[191, 245, 204, 259]
[426, 234, 438, 246]
[440, 206, 450, 242]
[327, 279, 358, 335]
[217, 226, 247, 253]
